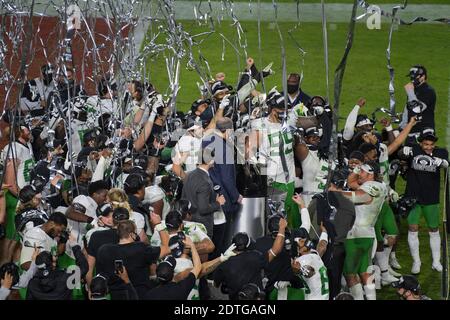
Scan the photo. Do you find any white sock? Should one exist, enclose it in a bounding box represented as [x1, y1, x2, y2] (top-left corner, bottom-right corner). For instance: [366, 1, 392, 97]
[390, 250, 397, 260]
[383, 241, 393, 262]
[363, 283, 377, 300]
[375, 251, 389, 273]
[429, 231, 441, 264]
[408, 231, 420, 263]
[349, 283, 364, 300]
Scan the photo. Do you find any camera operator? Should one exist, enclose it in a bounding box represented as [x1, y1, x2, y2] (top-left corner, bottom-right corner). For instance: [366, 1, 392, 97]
[213, 218, 287, 300]
[26, 235, 88, 300]
[144, 245, 202, 300]
[19, 212, 68, 271]
[0, 246, 39, 300]
[391, 275, 431, 300]
[255, 194, 311, 300]
[96, 218, 170, 299]
[299, 170, 356, 299]
[399, 65, 436, 145]
[399, 128, 448, 274]
[85, 207, 130, 287]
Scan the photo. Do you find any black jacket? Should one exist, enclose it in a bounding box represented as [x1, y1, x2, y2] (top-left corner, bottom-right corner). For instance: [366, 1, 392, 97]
[26, 245, 88, 300]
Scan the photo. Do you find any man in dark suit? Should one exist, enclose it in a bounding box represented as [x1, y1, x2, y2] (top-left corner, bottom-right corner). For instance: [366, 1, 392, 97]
[202, 118, 242, 258]
[181, 145, 226, 238]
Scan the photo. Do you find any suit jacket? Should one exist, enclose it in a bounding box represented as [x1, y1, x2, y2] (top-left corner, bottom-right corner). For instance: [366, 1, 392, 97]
[204, 133, 241, 216]
[181, 167, 221, 237]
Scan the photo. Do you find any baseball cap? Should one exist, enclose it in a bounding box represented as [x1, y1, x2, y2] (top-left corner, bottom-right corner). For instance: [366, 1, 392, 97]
[156, 256, 177, 283]
[418, 127, 438, 142]
[287, 73, 300, 84]
[232, 232, 254, 251]
[407, 65, 427, 78]
[360, 161, 380, 175]
[96, 203, 113, 217]
[391, 275, 420, 293]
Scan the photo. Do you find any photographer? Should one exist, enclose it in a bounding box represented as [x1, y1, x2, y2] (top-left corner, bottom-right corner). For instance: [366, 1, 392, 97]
[391, 275, 431, 300]
[399, 128, 448, 274]
[306, 170, 356, 299]
[213, 217, 288, 300]
[0, 246, 39, 300]
[400, 65, 436, 144]
[255, 194, 311, 300]
[96, 217, 170, 299]
[26, 236, 88, 300]
[85, 207, 130, 287]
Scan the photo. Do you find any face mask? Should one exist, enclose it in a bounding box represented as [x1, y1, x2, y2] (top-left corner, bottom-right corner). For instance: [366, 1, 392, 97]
[277, 111, 287, 122]
[200, 106, 214, 122]
[287, 84, 299, 94]
[43, 74, 53, 86]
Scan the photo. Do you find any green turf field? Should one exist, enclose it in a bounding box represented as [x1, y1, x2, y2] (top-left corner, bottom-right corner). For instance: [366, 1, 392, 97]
[184, 0, 450, 5]
[143, 16, 450, 299]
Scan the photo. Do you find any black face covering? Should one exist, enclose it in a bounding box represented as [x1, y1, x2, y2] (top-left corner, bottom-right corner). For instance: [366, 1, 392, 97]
[287, 84, 299, 95]
[200, 106, 214, 122]
[43, 74, 53, 86]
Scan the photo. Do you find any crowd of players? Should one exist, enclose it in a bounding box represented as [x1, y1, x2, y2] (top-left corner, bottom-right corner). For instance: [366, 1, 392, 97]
[0, 58, 445, 300]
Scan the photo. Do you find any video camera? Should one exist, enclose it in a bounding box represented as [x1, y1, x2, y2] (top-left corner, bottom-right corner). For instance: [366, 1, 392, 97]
[391, 196, 417, 218]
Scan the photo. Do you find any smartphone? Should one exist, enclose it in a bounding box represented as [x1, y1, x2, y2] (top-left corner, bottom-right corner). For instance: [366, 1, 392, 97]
[114, 260, 124, 273]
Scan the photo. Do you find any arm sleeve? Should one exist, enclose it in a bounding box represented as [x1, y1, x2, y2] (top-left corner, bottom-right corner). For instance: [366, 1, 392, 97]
[125, 283, 139, 300]
[17, 261, 38, 288]
[343, 105, 360, 141]
[299, 208, 311, 233]
[0, 287, 11, 300]
[196, 183, 221, 216]
[72, 245, 89, 278]
[91, 156, 112, 182]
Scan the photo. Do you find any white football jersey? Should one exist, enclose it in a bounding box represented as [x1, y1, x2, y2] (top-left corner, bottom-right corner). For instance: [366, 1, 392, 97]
[296, 250, 329, 300]
[301, 150, 333, 206]
[347, 180, 387, 239]
[172, 134, 202, 173]
[1, 142, 34, 189]
[251, 117, 296, 184]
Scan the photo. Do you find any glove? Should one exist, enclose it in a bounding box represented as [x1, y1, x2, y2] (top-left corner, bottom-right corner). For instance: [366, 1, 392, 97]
[434, 157, 449, 168]
[274, 281, 290, 290]
[352, 166, 361, 175]
[219, 94, 231, 110]
[220, 243, 237, 262]
[389, 189, 399, 203]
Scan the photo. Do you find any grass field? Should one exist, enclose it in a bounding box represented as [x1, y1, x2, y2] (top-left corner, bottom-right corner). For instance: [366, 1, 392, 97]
[143, 15, 450, 299]
[185, 0, 450, 5]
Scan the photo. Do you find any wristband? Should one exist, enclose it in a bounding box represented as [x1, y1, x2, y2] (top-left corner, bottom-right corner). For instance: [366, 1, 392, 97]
[155, 222, 166, 232]
[319, 232, 328, 243]
[385, 125, 393, 132]
[351, 191, 356, 203]
[269, 249, 277, 257]
[277, 233, 285, 238]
